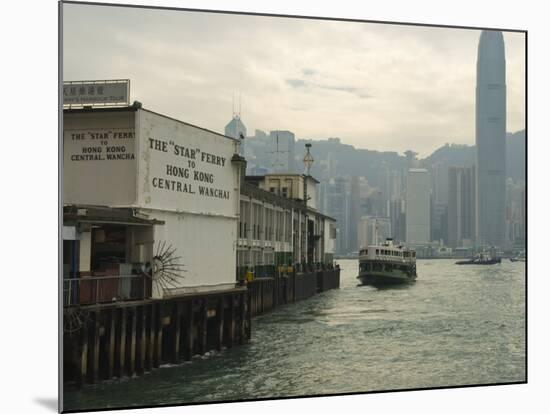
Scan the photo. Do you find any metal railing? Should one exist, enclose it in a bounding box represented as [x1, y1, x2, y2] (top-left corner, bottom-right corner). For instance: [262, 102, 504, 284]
[63, 274, 151, 307]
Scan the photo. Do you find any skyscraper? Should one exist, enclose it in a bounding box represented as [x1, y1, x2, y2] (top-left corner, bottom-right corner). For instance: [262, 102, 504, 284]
[349, 176, 361, 252]
[476, 30, 506, 248]
[448, 166, 476, 248]
[269, 130, 296, 173]
[357, 216, 391, 249]
[406, 168, 430, 245]
[224, 115, 247, 156]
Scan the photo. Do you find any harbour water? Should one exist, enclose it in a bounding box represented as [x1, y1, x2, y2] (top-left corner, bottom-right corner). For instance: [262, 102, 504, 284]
[64, 259, 526, 411]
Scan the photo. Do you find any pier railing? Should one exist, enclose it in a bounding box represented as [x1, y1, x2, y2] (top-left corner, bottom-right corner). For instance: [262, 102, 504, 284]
[63, 274, 151, 307]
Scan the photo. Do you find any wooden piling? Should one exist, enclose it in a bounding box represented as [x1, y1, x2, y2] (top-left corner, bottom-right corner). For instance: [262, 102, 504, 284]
[199, 299, 208, 354]
[78, 315, 89, 385]
[172, 301, 182, 363]
[137, 305, 147, 374]
[147, 304, 156, 369]
[184, 300, 194, 360]
[239, 292, 246, 344]
[91, 311, 101, 383]
[117, 307, 127, 377]
[129, 307, 137, 376]
[107, 309, 116, 379]
[66, 286, 259, 385]
[228, 295, 236, 347]
[217, 297, 225, 351]
[154, 303, 163, 367]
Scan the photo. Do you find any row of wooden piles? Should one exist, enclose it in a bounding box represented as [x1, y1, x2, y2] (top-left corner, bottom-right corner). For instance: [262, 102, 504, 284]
[63, 268, 340, 385]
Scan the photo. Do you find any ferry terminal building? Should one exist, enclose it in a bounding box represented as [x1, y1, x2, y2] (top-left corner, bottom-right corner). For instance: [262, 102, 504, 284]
[62, 103, 336, 303]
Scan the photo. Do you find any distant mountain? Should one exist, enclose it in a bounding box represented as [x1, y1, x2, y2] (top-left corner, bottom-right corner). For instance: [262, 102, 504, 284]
[246, 129, 525, 186]
[296, 138, 406, 188]
[421, 143, 475, 168]
[421, 129, 525, 182]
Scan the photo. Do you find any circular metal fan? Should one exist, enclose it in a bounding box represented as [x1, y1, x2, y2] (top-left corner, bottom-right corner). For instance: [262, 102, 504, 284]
[63, 306, 90, 334]
[150, 241, 186, 294]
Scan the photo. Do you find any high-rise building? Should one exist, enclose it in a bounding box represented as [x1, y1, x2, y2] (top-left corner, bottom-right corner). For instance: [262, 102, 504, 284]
[447, 166, 476, 248]
[390, 198, 406, 243]
[349, 176, 361, 252]
[327, 176, 351, 254]
[476, 30, 506, 248]
[357, 216, 391, 249]
[269, 130, 296, 173]
[406, 168, 430, 244]
[432, 162, 450, 206]
[431, 162, 450, 244]
[505, 178, 526, 248]
[224, 115, 247, 156]
[389, 170, 403, 201]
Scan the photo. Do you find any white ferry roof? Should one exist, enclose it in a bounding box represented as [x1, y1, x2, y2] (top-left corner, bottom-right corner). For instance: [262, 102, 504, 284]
[359, 239, 416, 258]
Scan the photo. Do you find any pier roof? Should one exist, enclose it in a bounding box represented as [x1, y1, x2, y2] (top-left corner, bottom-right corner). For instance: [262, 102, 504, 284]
[63, 205, 165, 227]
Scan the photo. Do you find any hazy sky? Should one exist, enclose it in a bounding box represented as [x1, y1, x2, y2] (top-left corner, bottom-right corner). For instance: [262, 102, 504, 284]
[63, 4, 525, 157]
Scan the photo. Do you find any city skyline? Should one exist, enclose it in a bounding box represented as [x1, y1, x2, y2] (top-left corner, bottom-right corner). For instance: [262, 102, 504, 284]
[63, 5, 525, 157]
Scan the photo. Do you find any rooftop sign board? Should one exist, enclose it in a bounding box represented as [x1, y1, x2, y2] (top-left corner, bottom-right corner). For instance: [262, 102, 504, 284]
[63, 107, 239, 218]
[63, 79, 130, 107]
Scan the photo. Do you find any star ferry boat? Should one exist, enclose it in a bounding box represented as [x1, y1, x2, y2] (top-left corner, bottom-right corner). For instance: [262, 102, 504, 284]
[357, 238, 417, 286]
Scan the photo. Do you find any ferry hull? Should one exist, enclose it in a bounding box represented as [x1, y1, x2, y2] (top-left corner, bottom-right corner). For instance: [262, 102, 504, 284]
[356, 271, 416, 287]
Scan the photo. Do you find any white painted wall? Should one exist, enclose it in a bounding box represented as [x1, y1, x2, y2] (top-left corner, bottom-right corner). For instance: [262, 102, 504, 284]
[305, 176, 317, 209]
[149, 210, 237, 297]
[324, 220, 335, 256]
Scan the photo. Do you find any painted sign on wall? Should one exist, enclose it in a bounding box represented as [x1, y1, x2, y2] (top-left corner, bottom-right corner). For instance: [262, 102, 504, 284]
[137, 110, 238, 217]
[64, 124, 137, 206]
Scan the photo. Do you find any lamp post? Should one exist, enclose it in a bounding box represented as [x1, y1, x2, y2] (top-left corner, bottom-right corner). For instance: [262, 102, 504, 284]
[303, 143, 314, 206]
[303, 143, 315, 265]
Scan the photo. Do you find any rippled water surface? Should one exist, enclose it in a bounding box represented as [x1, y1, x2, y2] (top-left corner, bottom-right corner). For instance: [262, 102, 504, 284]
[64, 259, 526, 411]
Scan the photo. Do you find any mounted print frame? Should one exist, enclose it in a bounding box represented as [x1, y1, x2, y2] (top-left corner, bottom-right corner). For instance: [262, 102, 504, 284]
[59, 1, 527, 413]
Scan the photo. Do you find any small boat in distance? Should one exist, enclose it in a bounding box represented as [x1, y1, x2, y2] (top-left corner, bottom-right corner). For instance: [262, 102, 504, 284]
[455, 252, 501, 265]
[509, 253, 526, 263]
[357, 238, 417, 286]
[509, 257, 525, 262]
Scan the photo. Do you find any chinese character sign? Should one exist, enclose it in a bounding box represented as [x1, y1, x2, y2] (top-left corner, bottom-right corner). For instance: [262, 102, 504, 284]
[63, 80, 129, 106]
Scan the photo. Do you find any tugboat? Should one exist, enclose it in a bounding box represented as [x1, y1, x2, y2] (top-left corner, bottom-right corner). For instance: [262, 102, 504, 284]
[455, 252, 501, 265]
[357, 238, 417, 286]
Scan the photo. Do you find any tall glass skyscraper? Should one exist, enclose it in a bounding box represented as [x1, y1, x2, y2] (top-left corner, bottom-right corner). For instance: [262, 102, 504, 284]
[476, 30, 506, 248]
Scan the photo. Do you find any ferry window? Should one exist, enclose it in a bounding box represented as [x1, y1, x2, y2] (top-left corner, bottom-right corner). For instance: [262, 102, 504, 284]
[376, 249, 379, 255]
[412, 252, 416, 257]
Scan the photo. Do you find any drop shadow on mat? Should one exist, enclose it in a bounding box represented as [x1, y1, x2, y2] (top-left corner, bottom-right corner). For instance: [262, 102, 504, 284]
[34, 398, 58, 412]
